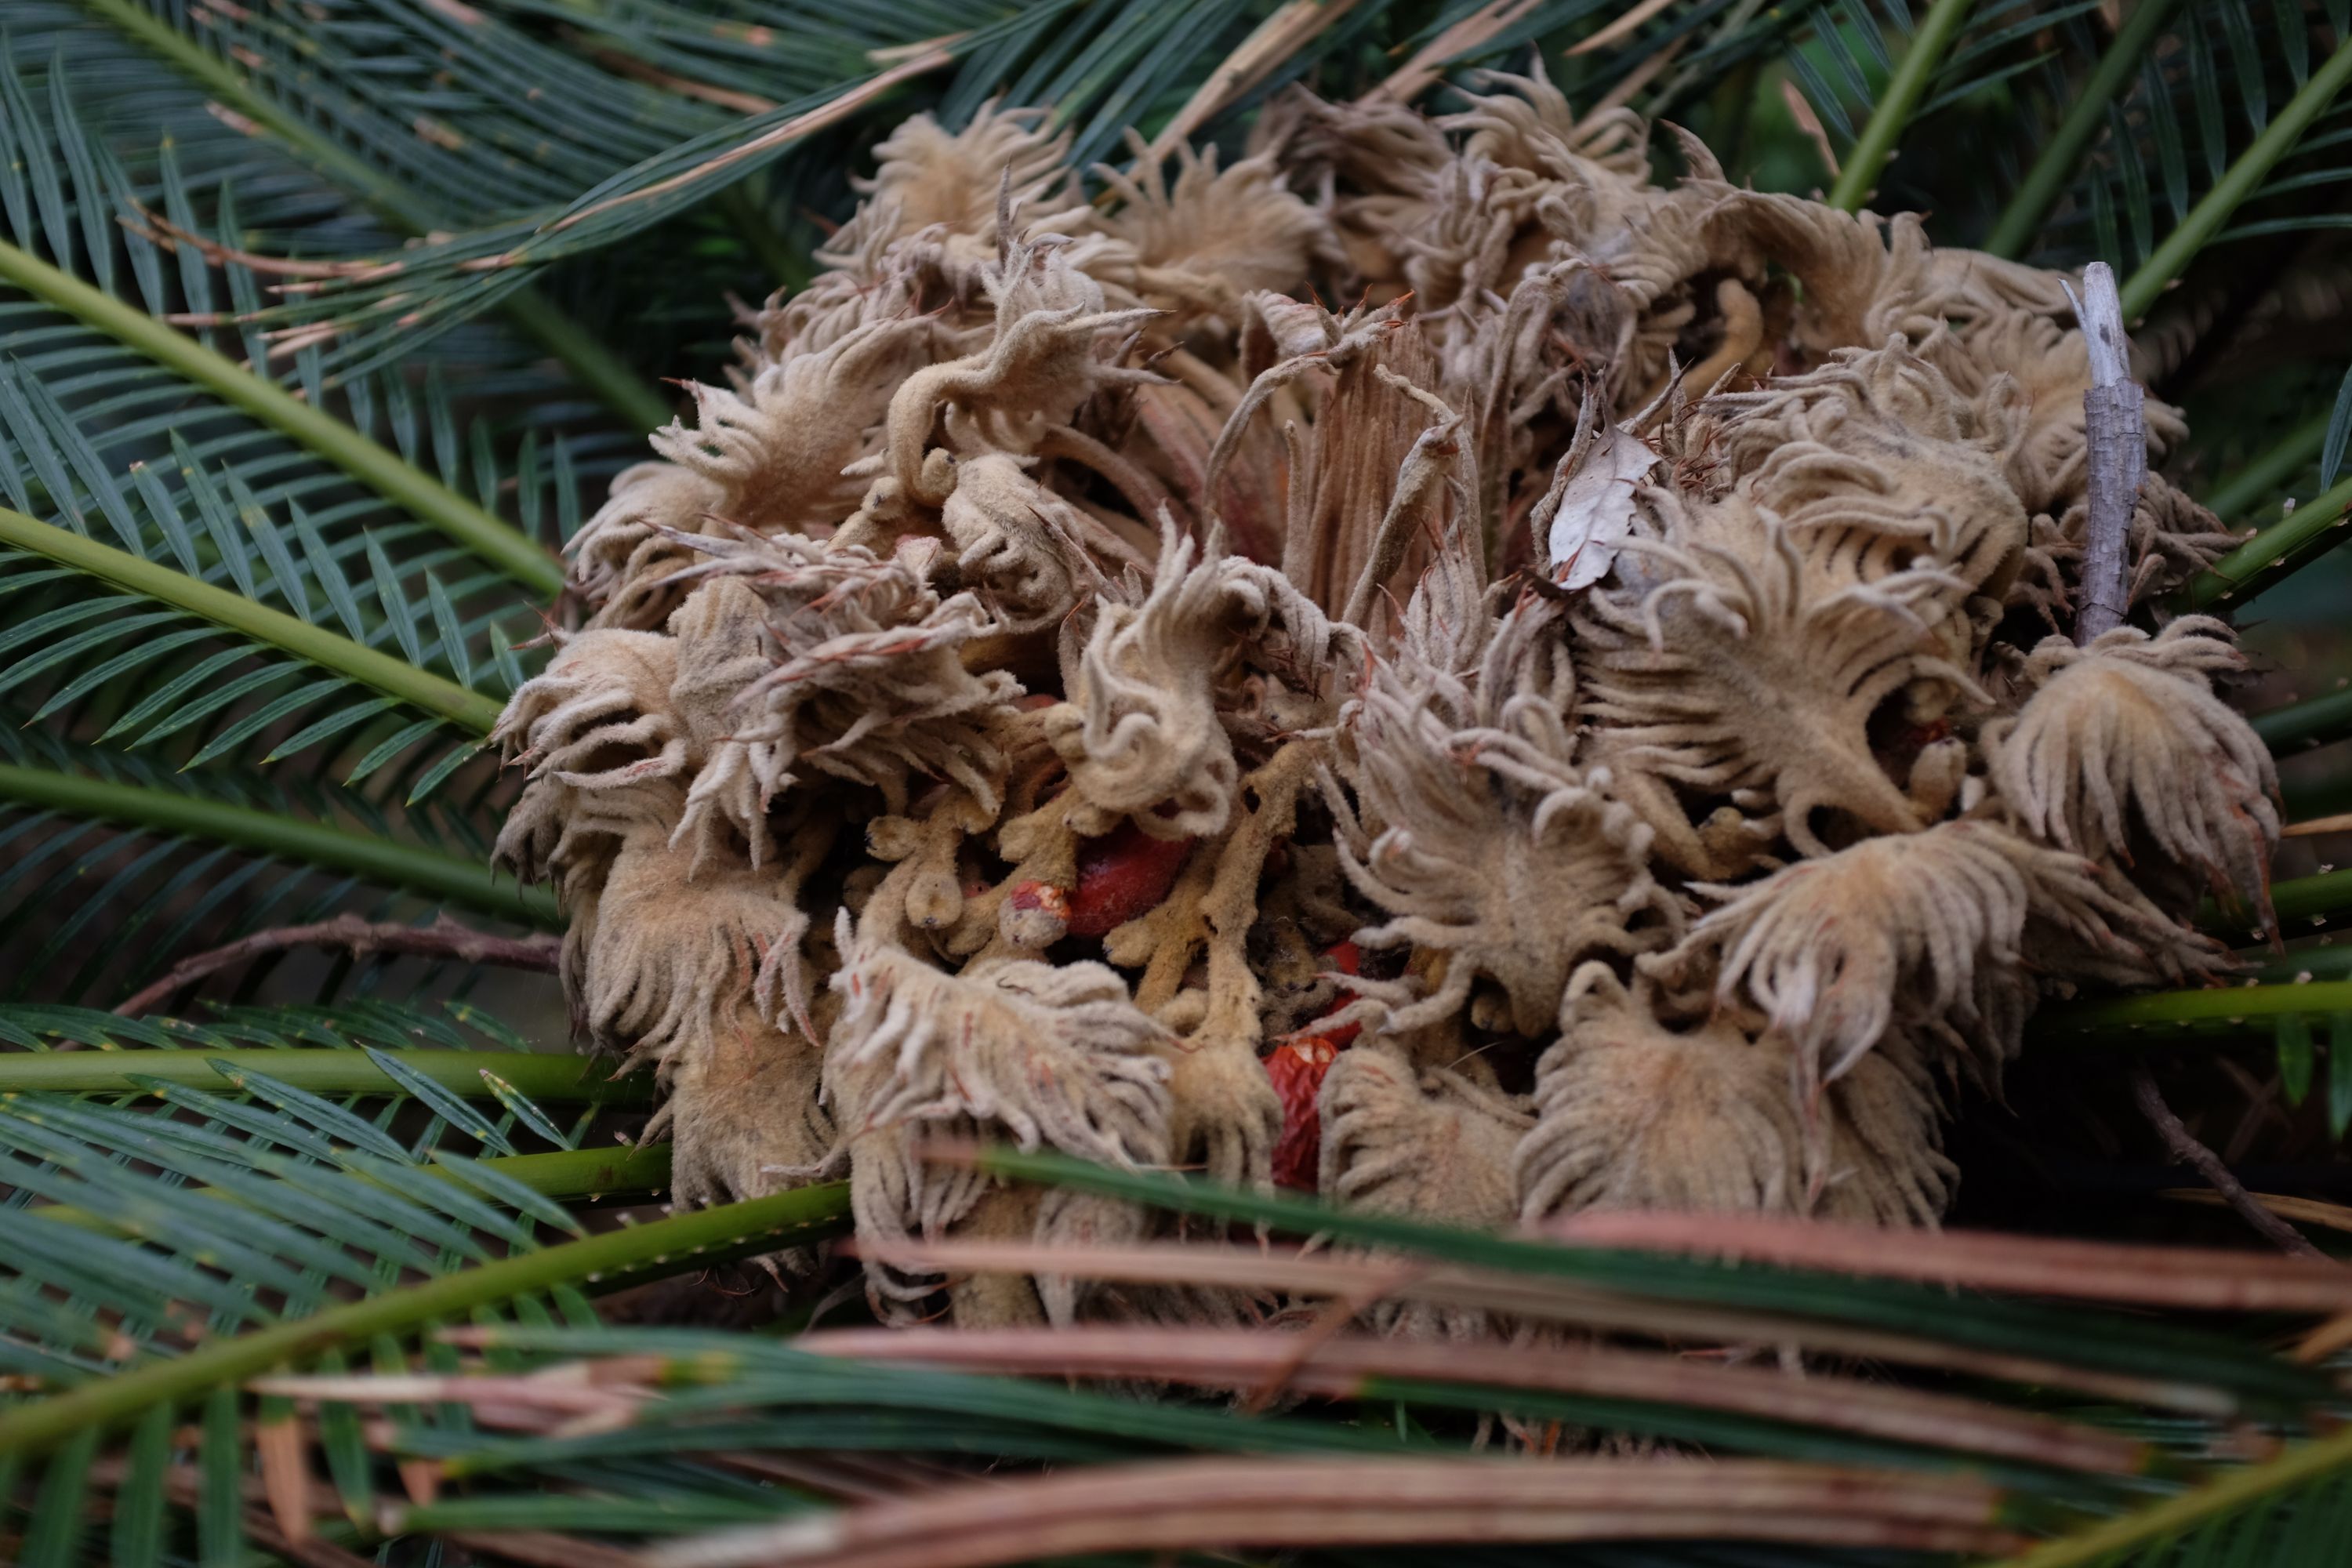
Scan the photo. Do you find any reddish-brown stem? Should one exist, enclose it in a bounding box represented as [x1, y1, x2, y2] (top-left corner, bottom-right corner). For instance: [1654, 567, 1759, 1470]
[2129, 1066, 2328, 1261]
[114, 914, 558, 1019]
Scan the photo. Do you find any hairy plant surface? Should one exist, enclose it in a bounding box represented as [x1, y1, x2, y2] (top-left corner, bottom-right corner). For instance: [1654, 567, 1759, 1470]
[496, 84, 2272, 1326]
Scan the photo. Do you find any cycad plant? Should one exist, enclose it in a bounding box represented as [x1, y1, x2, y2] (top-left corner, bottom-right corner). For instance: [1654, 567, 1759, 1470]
[4, 2, 2352, 1565]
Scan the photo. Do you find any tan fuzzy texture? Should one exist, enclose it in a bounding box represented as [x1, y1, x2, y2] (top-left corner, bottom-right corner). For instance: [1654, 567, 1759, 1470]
[667, 532, 1022, 851]
[1520, 967, 1952, 1225]
[1329, 597, 1676, 1039]
[1668, 821, 2044, 1092]
[494, 629, 687, 836]
[648, 999, 834, 1225]
[1047, 525, 1354, 837]
[495, 82, 2263, 1326]
[826, 906, 1171, 1319]
[1520, 967, 1809, 1218]
[1987, 619, 2280, 914]
[1087, 134, 1335, 316]
[1131, 742, 1316, 1189]
[881, 234, 1164, 509]
[1322, 1044, 1534, 1224]
[1320, 1042, 1535, 1339]
[583, 825, 808, 1072]
[1573, 492, 1981, 866]
[824, 100, 1091, 275]
[655, 316, 949, 535]
[1815, 1036, 1958, 1226]
[492, 628, 693, 1007]
[1685, 343, 2031, 605]
[568, 463, 728, 631]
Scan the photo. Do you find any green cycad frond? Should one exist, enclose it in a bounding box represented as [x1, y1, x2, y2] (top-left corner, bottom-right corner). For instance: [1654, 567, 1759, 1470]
[0, 509, 503, 742]
[0, 721, 555, 1009]
[0, 48, 572, 590]
[0, 1012, 836, 1566]
[2001, 1436, 2352, 1566]
[82, 0, 726, 225]
[140, 0, 1553, 379]
[2196, 362, 2349, 524]
[1987, 1, 2352, 277]
[0, 1004, 728, 1566]
[0, 1180, 851, 1560]
[57, 0, 702, 428]
[0, 497, 523, 858]
[5, 4, 666, 509]
[51, 0, 1060, 388]
[175, 1152, 2352, 1566]
[0, 998, 641, 1358]
[503, 0, 946, 108]
[0, 273, 563, 999]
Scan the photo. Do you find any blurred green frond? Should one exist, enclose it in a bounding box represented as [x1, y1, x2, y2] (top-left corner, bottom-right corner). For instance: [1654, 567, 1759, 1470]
[0, 719, 556, 1012]
[1994, 4, 2352, 284]
[93, 1148, 2350, 1568]
[0, 51, 566, 591]
[0, 1003, 704, 1566]
[67, 0, 702, 427]
[0, 510, 506, 746]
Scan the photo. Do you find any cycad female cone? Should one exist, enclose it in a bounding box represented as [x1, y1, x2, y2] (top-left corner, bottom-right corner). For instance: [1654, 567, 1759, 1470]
[494, 78, 2268, 1327]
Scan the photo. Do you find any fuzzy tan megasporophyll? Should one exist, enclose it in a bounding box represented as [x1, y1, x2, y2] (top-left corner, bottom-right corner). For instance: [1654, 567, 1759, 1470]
[492, 78, 2273, 1327]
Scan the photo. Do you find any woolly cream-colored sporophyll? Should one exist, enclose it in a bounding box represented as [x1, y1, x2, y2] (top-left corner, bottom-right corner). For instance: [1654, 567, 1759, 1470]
[496, 77, 2270, 1328]
[1987, 619, 2280, 915]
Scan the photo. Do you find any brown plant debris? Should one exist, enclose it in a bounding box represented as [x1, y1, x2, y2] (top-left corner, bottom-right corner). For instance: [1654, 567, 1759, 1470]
[495, 74, 2272, 1325]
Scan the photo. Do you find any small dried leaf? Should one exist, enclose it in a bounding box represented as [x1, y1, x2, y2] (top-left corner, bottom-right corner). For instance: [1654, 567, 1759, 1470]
[1540, 422, 1653, 589]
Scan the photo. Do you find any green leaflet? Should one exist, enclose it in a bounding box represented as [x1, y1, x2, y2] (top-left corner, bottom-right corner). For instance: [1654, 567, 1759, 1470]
[0, 507, 501, 732]
[0, 1179, 851, 1456]
[0, 241, 564, 595]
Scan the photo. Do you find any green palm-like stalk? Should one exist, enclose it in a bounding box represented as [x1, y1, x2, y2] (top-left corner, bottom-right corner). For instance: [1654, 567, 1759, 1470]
[1983, 0, 2186, 258]
[2178, 470, 2352, 611]
[0, 248, 563, 596]
[0, 1048, 641, 1100]
[2120, 33, 2352, 321]
[0, 762, 553, 923]
[0, 508, 505, 731]
[37, 1143, 675, 1232]
[0, 1179, 852, 1456]
[69, 0, 677, 434]
[1828, 0, 1982, 212]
